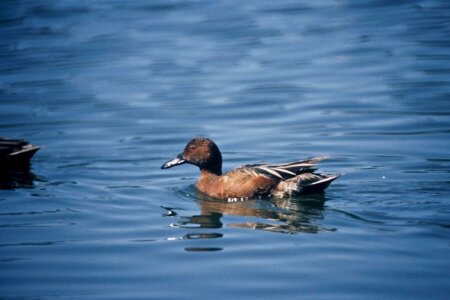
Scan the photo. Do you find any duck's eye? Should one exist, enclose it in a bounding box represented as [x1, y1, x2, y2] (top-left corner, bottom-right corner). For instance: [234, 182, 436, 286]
[189, 145, 196, 150]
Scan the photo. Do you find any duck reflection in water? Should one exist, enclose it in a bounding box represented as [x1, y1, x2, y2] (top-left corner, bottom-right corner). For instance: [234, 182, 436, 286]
[0, 168, 38, 189]
[164, 190, 335, 236]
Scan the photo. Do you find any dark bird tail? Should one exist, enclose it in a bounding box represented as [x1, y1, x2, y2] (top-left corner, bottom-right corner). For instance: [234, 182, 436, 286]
[0, 138, 40, 168]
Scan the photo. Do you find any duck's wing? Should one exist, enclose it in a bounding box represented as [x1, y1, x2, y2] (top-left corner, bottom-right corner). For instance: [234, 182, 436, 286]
[223, 157, 337, 197]
[239, 156, 327, 180]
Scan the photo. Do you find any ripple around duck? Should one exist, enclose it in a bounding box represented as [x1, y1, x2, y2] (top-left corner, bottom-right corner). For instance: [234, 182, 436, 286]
[160, 187, 336, 235]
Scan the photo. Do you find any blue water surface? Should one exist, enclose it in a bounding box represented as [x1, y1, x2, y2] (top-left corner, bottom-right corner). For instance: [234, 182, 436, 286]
[1, 0, 449, 299]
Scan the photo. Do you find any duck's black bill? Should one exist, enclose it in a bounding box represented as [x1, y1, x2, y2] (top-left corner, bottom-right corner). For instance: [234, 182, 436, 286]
[161, 154, 186, 169]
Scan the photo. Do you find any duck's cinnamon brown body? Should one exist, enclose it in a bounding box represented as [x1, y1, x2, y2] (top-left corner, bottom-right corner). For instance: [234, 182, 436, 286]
[162, 137, 338, 199]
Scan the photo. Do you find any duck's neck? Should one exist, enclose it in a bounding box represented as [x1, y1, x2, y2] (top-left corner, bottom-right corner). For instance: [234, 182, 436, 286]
[199, 159, 222, 176]
[199, 166, 222, 178]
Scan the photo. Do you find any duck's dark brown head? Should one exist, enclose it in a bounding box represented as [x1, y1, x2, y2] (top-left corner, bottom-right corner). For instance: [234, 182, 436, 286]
[161, 137, 222, 175]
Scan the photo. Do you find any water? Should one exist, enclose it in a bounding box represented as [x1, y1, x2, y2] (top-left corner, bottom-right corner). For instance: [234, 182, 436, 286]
[1, 0, 449, 299]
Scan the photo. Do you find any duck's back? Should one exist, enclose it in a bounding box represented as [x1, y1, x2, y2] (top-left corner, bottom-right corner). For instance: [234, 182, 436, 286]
[216, 157, 338, 199]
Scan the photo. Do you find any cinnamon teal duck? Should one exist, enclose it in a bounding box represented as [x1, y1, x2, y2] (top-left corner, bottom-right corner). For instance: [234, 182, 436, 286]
[161, 137, 338, 199]
[0, 137, 40, 168]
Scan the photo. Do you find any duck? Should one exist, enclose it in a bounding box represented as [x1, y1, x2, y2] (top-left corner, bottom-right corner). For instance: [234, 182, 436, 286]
[161, 137, 338, 200]
[0, 137, 40, 168]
